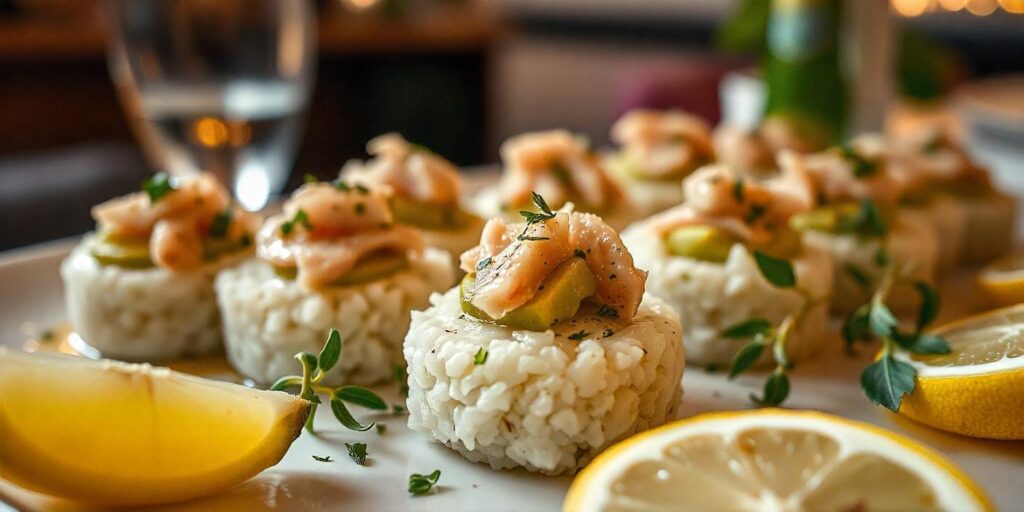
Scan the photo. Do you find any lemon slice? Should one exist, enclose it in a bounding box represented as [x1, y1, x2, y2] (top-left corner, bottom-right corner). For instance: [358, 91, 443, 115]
[895, 304, 1024, 440]
[0, 348, 310, 506]
[977, 251, 1024, 307]
[563, 409, 991, 512]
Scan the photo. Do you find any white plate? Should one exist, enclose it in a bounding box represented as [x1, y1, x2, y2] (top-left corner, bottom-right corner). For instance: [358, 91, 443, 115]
[1, 241, 1022, 511]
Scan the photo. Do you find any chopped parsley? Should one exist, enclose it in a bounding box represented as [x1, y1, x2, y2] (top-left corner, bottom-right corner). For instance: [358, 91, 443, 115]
[304, 173, 319, 184]
[568, 330, 589, 341]
[602, 328, 614, 337]
[280, 209, 313, 236]
[209, 208, 232, 238]
[393, 365, 409, 398]
[837, 199, 887, 239]
[838, 144, 878, 178]
[345, 442, 368, 465]
[745, 203, 767, 223]
[142, 172, 175, 204]
[474, 348, 488, 365]
[574, 249, 587, 259]
[844, 263, 871, 288]
[596, 304, 619, 318]
[354, 184, 370, 195]
[873, 247, 890, 267]
[408, 470, 442, 496]
[476, 256, 492, 271]
[312, 455, 333, 462]
[392, 403, 407, 416]
[732, 178, 745, 202]
[355, 202, 366, 216]
[332, 180, 351, 191]
[376, 423, 387, 435]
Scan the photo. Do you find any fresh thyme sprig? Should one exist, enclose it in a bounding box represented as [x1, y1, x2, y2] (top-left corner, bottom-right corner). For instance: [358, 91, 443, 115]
[723, 250, 821, 406]
[517, 192, 556, 241]
[270, 329, 387, 433]
[843, 265, 949, 411]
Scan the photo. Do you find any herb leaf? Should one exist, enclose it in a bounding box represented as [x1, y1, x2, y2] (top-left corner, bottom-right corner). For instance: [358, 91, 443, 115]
[873, 247, 890, 267]
[476, 256, 492, 271]
[318, 328, 342, 372]
[868, 302, 899, 338]
[304, 173, 319, 184]
[517, 234, 550, 242]
[728, 339, 765, 379]
[753, 250, 796, 288]
[532, 191, 553, 216]
[269, 376, 302, 392]
[330, 398, 374, 431]
[142, 173, 175, 203]
[335, 386, 388, 411]
[596, 304, 619, 318]
[839, 144, 878, 178]
[732, 178, 745, 202]
[841, 305, 872, 351]
[281, 209, 313, 236]
[721, 318, 773, 339]
[752, 370, 790, 406]
[844, 263, 871, 288]
[840, 200, 887, 239]
[861, 355, 916, 412]
[312, 455, 333, 462]
[568, 330, 590, 341]
[345, 442, 368, 465]
[393, 365, 410, 398]
[913, 281, 940, 332]
[474, 348, 488, 365]
[408, 470, 442, 496]
[894, 332, 951, 355]
[210, 208, 233, 238]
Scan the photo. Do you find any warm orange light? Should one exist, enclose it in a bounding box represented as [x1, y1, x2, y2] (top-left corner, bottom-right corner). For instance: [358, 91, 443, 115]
[966, 0, 999, 14]
[343, 0, 379, 10]
[998, 0, 1024, 12]
[228, 121, 252, 147]
[893, 0, 932, 16]
[193, 117, 230, 148]
[938, 0, 967, 11]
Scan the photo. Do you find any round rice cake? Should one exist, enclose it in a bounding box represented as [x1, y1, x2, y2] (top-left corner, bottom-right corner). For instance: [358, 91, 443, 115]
[403, 289, 685, 475]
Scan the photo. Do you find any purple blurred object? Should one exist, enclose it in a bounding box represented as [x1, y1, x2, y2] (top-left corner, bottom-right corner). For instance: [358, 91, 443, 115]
[0, 144, 150, 251]
[612, 55, 754, 125]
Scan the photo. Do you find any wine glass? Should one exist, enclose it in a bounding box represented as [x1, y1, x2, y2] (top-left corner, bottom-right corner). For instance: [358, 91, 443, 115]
[105, 0, 316, 211]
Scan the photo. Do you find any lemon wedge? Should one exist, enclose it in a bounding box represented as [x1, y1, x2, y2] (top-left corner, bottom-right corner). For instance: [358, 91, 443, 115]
[0, 348, 310, 506]
[977, 251, 1024, 307]
[896, 304, 1024, 440]
[564, 409, 991, 512]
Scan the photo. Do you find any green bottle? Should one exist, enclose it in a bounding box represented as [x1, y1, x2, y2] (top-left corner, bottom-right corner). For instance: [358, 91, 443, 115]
[764, 0, 847, 147]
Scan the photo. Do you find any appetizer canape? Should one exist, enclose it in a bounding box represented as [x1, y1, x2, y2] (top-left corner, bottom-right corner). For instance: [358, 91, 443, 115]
[340, 133, 485, 258]
[404, 194, 684, 475]
[215, 181, 454, 386]
[61, 173, 258, 361]
[783, 138, 939, 314]
[606, 110, 714, 215]
[474, 130, 638, 230]
[622, 164, 832, 367]
[895, 128, 1016, 265]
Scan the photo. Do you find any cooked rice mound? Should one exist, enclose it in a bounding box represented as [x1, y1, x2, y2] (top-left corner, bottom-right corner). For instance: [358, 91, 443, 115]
[804, 210, 938, 314]
[404, 289, 685, 475]
[216, 247, 453, 386]
[61, 237, 246, 361]
[622, 226, 832, 367]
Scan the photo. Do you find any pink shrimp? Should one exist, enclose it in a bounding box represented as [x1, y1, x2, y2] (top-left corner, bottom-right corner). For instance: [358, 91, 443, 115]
[341, 133, 463, 205]
[611, 109, 713, 178]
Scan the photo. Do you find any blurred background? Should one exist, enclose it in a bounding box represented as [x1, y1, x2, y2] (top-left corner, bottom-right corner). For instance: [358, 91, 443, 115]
[0, 0, 1021, 250]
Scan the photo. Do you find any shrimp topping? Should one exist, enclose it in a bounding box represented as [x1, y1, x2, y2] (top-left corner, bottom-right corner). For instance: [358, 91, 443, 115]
[460, 203, 647, 322]
[611, 109, 713, 178]
[340, 133, 462, 205]
[712, 124, 776, 173]
[257, 182, 424, 289]
[500, 130, 625, 213]
[648, 163, 815, 246]
[91, 173, 260, 271]
[890, 128, 991, 190]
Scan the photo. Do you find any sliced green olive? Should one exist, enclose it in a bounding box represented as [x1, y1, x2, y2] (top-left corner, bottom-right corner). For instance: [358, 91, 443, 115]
[390, 196, 477, 230]
[665, 225, 740, 263]
[789, 202, 861, 233]
[273, 251, 409, 286]
[460, 257, 598, 331]
[90, 231, 153, 268]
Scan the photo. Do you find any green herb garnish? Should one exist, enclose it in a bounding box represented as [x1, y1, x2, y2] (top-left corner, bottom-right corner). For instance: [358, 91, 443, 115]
[753, 250, 795, 288]
[568, 330, 589, 341]
[376, 423, 387, 435]
[838, 199, 887, 239]
[574, 249, 587, 259]
[280, 209, 313, 236]
[408, 470, 442, 496]
[517, 235, 550, 242]
[476, 256, 492, 271]
[844, 263, 871, 288]
[210, 208, 232, 238]
[345, 442, 368, 465]
[602, 328, 614, 337]
[596, 304, 619, 318]
[392, 404, 406, 416]
[474, 348, 488, 365]
[517, 192, 557, 241]
[732, 178, 745, 202]
[304, 173, 319, 184]
[393, 365, 409, 398]
[142, 172, 175, 204]
[312, 455, 333, 462]
[355, 202, 366, 216]
[839, 144, 878, 178]
[270, 329, 386, 434]
[744, 203, 767, 224]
